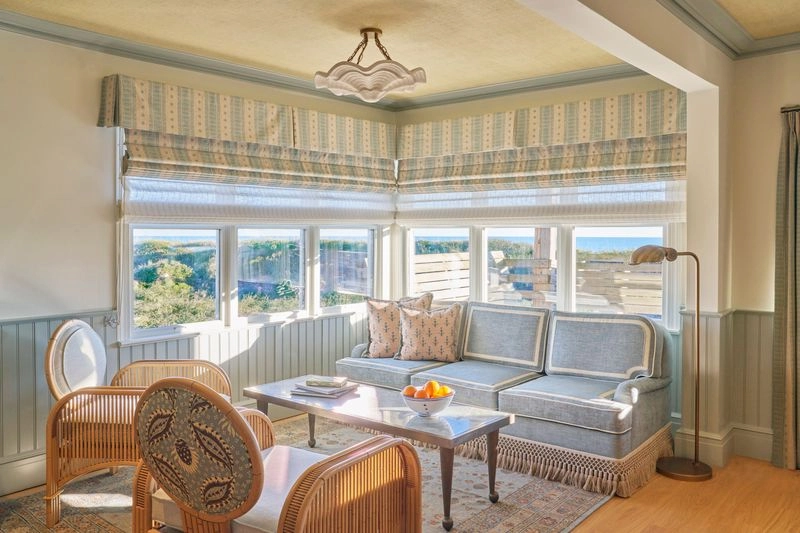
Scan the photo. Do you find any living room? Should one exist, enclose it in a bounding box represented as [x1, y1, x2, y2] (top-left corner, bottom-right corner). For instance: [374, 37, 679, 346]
[1, 1, 799, 531]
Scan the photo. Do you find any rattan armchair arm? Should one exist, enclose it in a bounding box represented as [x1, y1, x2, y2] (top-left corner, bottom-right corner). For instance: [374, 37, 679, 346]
[45, 386, 144, 527]
[110, 359, 232, 397]
[278, 435, 422, 533]
[238, 408, 276, 450]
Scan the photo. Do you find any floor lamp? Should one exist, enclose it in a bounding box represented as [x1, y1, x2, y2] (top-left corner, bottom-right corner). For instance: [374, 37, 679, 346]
[630, 245, 712, 481]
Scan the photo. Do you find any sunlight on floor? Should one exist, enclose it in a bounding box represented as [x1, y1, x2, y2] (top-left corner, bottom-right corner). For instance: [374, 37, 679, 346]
[61, 491, 131, 508]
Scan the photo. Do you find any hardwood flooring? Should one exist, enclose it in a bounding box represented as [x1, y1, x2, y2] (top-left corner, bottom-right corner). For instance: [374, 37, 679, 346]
[576, 456, 800, 532]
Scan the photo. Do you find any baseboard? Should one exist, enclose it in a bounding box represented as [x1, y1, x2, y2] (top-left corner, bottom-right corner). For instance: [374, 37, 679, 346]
[673, 426, 734, 467]
[731, 423, 773, 461]
[0, 454, 45, 497]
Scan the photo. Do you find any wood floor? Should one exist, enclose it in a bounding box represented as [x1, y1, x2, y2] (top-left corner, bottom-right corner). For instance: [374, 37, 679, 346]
[576, 455, 800, 532]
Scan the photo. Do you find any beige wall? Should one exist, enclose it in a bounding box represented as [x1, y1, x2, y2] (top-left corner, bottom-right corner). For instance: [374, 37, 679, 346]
[731, 49, 800, 312]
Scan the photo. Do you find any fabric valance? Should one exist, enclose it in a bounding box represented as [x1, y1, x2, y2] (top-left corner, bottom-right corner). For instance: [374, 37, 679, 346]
[98, 74, 396, 192]
[397, 88, 685, 158]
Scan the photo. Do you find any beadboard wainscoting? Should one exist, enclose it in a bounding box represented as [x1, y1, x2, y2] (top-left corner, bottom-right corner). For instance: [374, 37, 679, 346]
[0, 309, 367, 496]
[0, 308, 775, 496]
[670, 309, 774, 467]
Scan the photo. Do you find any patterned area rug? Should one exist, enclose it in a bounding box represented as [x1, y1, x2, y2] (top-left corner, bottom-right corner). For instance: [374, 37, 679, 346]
[0, 416, 610, 533]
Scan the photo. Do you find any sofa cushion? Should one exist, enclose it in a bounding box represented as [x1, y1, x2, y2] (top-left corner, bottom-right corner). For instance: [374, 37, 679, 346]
[152, 445, 326, 533]
[461, 302, 549, 372]
[365, 293, 433, 358]
[335, 356, 448, 391]
[545, 311, 662, 381]
[411, 360, 540, 409]
[397, 303, 463, 362]
[498, 374, 631, 435]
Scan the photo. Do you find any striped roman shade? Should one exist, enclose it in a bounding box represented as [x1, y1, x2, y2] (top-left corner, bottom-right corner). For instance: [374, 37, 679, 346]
[395, 88, 687, 222]
[97, 74, 397, 221]
[397, 88, 687, 193]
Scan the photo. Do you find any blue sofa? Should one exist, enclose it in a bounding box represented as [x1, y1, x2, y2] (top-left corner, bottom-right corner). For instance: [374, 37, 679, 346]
[335, 301, 674, 497]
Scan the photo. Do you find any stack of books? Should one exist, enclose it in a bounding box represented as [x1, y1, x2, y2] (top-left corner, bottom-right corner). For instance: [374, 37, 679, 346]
[290, 375, 358, 398]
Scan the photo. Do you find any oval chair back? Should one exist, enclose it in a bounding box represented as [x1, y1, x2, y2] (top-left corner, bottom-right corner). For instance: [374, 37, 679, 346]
[135, 377, 263, 529]
[45, 319, 107, 400]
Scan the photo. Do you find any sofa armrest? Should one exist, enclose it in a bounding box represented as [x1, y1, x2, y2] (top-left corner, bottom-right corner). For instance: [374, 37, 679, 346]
[613, 376, 671, 405]
[351, 343, 368, 358]
[278, 435, 422, 532]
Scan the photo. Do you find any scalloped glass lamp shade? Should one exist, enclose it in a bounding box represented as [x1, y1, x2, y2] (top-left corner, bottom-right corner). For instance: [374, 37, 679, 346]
[315, 60, 426, 103]
[314, 28, 426, 103]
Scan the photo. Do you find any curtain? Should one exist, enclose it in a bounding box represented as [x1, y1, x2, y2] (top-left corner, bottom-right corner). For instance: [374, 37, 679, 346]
[772, 107, 800, 469]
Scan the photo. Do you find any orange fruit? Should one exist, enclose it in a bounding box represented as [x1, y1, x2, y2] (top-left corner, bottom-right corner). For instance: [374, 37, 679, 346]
[423, 380, 440, 397]
[437, 385, 453, 397]
[413, 388, 430, 399]
[401, 385, 418, 397]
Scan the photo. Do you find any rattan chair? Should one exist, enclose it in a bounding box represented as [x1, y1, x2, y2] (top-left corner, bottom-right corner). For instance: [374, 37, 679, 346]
[132, 377, 423, 533]
[44, 319, 232, 527]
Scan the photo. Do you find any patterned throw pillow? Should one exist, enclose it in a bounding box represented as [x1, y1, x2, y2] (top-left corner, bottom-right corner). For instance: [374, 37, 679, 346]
[365, 293, 433, 358]
[397, 303, 463, 362]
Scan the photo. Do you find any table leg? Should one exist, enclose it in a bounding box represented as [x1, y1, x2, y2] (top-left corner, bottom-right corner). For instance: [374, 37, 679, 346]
[307, 413, 316, 448]
[487, 430, 499, 503]
[440, 446, 454, 531]
[256, 399, 269, 417]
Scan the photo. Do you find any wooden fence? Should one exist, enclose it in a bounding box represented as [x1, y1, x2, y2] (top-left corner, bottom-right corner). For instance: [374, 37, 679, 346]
[413, 252, 663, 316]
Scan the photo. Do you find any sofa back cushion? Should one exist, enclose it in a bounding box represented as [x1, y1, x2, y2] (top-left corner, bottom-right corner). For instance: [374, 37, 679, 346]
[545, 312, 663, 380]
[461, 302, 550, 372]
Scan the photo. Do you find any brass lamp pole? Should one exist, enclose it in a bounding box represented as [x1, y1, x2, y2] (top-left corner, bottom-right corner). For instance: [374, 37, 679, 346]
[630, 245, 712, 481]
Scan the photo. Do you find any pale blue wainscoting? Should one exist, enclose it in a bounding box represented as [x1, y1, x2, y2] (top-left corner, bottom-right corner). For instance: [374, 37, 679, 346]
[669, 309, 774, 467]
[0, 309, 368, 496]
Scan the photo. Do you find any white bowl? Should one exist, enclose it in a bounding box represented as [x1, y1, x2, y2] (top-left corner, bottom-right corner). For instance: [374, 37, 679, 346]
[402, 391, 454, 417]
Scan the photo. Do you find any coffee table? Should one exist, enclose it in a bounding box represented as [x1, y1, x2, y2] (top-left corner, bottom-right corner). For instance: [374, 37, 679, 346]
[244, 376, 514, 531]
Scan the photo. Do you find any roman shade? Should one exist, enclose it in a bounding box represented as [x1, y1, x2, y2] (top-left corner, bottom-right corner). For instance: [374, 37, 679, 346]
[98, 74, 396, 222]
[98, 75, 686, 224]
[395, 88, 686, 223]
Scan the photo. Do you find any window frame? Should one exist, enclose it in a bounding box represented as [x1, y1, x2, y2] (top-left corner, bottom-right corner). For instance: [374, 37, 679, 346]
[123, 223, 224, 342]
[119, 221, 382, 343]
[399, 222, 683, 326]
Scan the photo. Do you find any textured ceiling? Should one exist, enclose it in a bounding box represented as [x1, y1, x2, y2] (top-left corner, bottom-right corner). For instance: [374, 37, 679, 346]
[0, 0, 798, 109]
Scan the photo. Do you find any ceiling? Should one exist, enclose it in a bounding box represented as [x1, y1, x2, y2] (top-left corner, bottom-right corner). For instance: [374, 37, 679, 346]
[0, 0, 798, 110]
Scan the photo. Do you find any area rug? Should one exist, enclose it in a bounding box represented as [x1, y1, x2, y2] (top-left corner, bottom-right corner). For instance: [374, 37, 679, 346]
[0, 416, 610, 533]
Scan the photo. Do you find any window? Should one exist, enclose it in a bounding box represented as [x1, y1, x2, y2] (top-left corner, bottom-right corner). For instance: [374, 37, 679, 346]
[132, 227, 219, 331]
[486, 227, 557, 309]
[319, 228, 374, 307]
[237, 228, 305, 316]
[575, 226, 664, 317]
[411, 228, 469, 302]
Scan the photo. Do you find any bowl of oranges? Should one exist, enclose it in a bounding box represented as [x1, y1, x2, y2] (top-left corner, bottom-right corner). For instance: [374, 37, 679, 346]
[401, 380, 454, 417]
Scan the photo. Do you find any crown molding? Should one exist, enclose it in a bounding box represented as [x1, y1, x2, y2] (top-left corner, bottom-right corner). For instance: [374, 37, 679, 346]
[0, 8, 645, 111]
[657, 0, 800, 59]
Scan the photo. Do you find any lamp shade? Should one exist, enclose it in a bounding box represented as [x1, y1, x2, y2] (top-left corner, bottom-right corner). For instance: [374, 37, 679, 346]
[629, 244, 678, 265]
[315, 28, 426, 103]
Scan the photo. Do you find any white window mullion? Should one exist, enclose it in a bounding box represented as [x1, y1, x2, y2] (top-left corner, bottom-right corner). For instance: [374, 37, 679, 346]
[664, 222, 686, 330]
[221, 226, 238, 327]
[470, 226, 487, 302]
[557, 226, 575, 311]
[307, 227, 320, 315]
[118, 222, 133, 343]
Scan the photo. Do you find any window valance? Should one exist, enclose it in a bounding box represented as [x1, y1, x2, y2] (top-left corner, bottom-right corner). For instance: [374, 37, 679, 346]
[98, 74, 397, 191]
[98, 75, 686, 224]
[396, 88, 686, 192]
